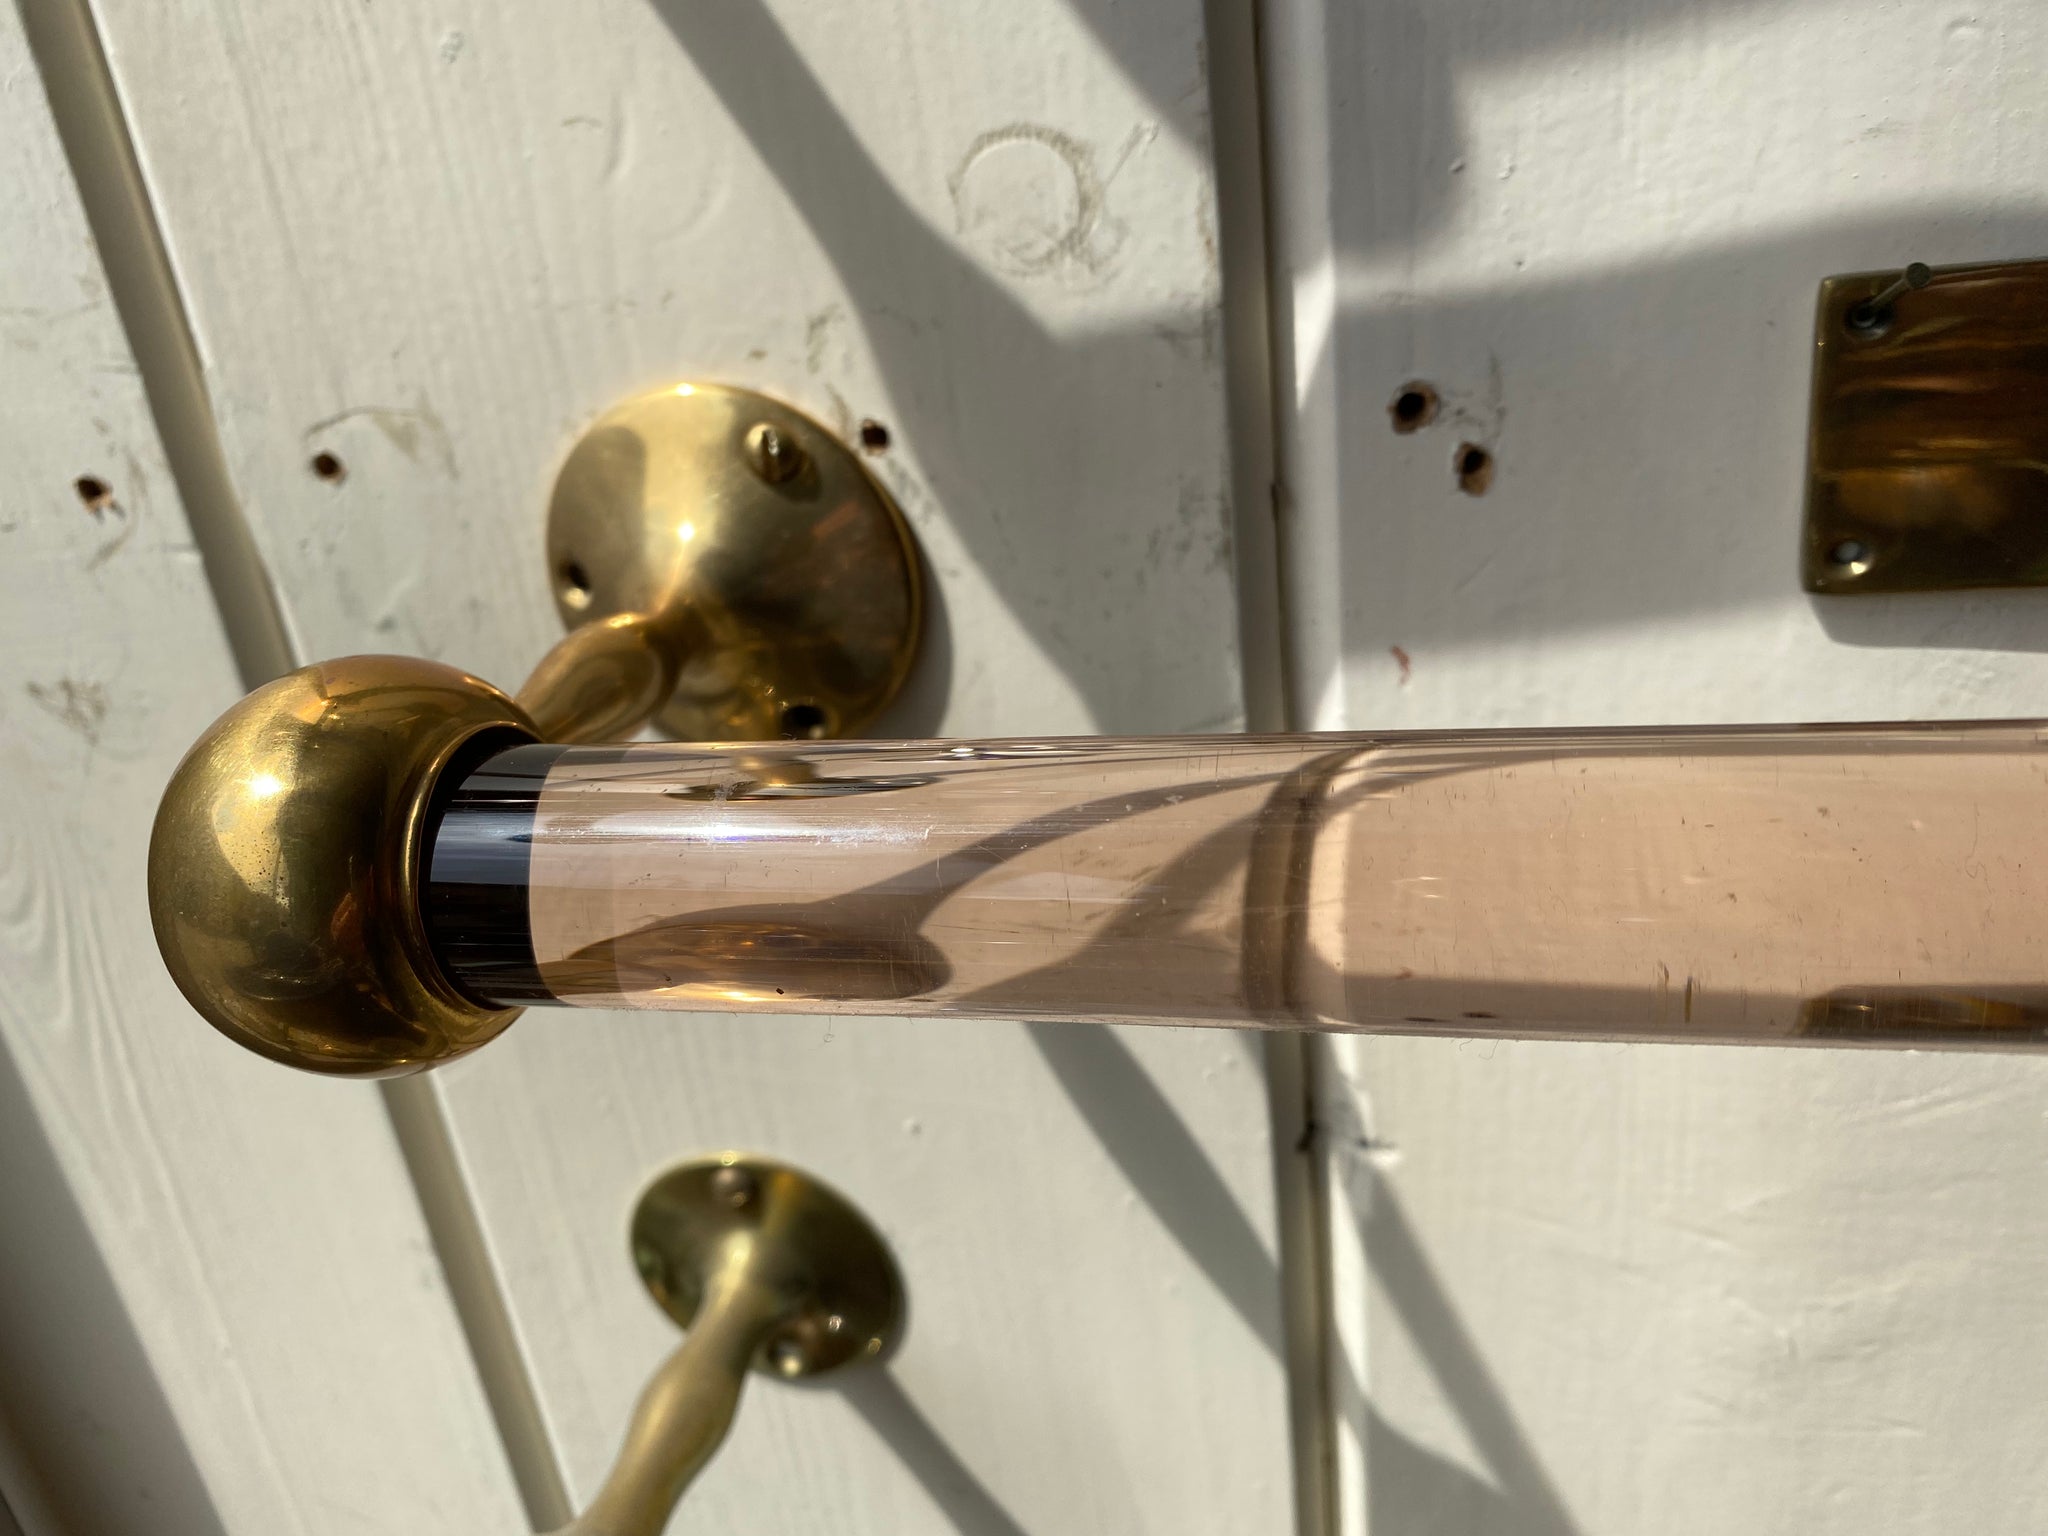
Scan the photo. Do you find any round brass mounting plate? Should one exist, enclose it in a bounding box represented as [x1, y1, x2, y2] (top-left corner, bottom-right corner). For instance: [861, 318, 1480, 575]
[630, 1155, 904, 1379]
[546, 383, 922, 741]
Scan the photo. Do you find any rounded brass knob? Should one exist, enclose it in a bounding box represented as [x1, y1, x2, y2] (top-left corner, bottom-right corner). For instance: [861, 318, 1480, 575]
[147, 656, 534, 1076]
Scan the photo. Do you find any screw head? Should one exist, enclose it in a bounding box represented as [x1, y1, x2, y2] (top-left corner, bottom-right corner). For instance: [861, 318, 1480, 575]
[746, 422, 807, 485]
[1826, 537, 1874, 578]
[709, 1163, 759, 1210]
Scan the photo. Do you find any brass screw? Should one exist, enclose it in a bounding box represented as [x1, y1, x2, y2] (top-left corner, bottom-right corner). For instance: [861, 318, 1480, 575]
[747, 422, 807, 485]
[1826, 537, 1874, 577]
[709, 1164, 758, 1209]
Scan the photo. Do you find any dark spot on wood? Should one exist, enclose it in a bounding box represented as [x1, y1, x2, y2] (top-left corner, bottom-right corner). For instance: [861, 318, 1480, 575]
[74, 475, 113, 516]
[310, 451, 346, 483]
[1388, 381, 1439, 433]
[1455, 442, 1494, 495]
[859, 419, 891, 453]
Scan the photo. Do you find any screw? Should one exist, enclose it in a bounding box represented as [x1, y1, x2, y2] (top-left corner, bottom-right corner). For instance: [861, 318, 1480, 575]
[709, 1164, 758, 1210]
[1826, 537, 1873, 576]
[1847, 261, 1932, 333]
[747, 422, 807, 485]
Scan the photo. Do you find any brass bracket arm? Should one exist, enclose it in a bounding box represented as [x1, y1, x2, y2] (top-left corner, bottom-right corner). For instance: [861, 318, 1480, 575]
[558, 1156, 903, 1536]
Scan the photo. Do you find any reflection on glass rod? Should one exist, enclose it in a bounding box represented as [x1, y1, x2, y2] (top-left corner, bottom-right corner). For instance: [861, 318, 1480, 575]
[425, 723, 2048, 1049]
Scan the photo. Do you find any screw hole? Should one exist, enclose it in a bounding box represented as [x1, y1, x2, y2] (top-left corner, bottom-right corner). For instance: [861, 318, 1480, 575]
[1454, 443, 1494, 496]
[1826, 538, 1873, 577]
[859, 418, 891, 453]
[1387, 382, 1439, 434]
[557, 557, 593, 610]
[310, 451, 346, 483]
[73, 475, 113, 514]
[779, 702, 829, 739]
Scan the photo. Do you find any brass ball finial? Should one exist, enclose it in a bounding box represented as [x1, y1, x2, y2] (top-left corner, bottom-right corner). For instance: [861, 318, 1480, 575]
[148, 656, 536, 1077]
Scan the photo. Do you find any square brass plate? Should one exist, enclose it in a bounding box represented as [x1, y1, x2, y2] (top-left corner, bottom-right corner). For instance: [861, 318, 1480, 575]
[1805, 258, 2048, 594]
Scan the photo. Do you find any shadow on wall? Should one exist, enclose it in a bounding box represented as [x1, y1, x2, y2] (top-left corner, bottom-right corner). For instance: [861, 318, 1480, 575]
[1031, 1021, 1584, 1536]
[0, 1035, 228, 1536]
[1027, 1021, 1284, 1356]
[650, 0, 2048, 708]
[1337, 1168, 1584, 1536]
[842, 1369, 1031, 1536]
[646, 0, 1243, 736]
[1319, 207, 2048, 671]
[1301, 0, 2048, 671]
[1057, 0, 2048, 668]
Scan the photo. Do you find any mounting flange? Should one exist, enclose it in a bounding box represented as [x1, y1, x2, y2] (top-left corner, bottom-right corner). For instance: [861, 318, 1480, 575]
[546, 383, 922, 740]
[629, 1154, 904, 1379]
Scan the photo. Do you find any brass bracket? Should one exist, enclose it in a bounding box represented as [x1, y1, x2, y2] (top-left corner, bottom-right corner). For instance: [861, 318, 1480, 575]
[546, 383, 922, 740]
[1805, 257, 2048, 594]
[554, 1155, 903, 1536]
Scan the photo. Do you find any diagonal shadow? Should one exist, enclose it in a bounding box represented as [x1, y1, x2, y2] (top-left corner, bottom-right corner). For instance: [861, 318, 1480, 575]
[647, 0, 1245, 733]
[1025, 1020, 1283, 1355]
[639, 0, 2047, 704]
[1027, 1020, 1582, 1534]
[841, 1369, 1031, 1536]
[1338, 1166, 1584, 1536]
[0, 1034, 228, 1536]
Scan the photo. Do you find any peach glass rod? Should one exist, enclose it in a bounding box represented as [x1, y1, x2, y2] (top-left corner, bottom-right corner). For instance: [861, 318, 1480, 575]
[423, 724, 2048, 1049]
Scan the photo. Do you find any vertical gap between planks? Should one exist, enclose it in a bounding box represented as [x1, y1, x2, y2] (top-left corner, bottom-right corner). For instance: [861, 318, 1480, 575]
[384, 1079, 576, 1531]
[19, 2, 573, 1524]
[1202, 0, 1339, 1533]
[1248, 0, 1354, 1523]
[14, 0, 292, 692]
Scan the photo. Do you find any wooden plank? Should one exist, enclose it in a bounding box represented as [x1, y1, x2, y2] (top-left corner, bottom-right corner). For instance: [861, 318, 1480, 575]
[92, 0, 1248, 739]
[0, 9, 525, 1533]
[440, 1018, 1288, 1533]
[1263, 0, 2048, 1530]
[85, 0, 1295, 1529]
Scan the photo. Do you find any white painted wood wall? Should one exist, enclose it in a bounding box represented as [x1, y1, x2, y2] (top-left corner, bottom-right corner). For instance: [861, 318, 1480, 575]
[6, 1, 1295, 1534]
[0, 5, 524, 1531]
[9, 0, 2048, 1532]
[1263, 0, 2048, 1530]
